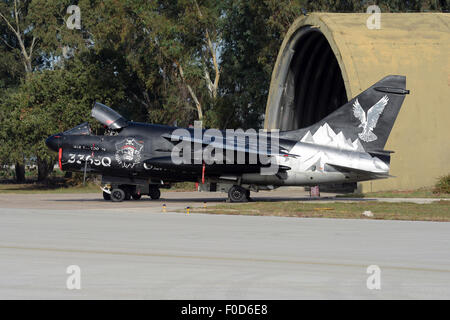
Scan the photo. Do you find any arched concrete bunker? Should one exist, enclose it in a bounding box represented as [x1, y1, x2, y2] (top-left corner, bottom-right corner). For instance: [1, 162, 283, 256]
[265, 13, 450, 191]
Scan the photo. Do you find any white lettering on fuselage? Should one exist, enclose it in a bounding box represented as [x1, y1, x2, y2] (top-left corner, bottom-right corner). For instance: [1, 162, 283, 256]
[68, 154, 111, 167]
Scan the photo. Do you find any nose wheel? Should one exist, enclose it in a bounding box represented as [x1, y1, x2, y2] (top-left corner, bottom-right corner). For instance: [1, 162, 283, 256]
[111, 188, 126, 202]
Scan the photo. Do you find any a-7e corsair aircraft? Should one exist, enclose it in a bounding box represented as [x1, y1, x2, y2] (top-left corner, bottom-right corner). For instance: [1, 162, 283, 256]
[46, 75, 409, 202]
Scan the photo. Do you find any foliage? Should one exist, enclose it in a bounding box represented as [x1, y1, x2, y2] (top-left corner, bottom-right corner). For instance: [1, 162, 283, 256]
[0, 52, 128, 165]
[219, 0, 302, 129]
[434, 174, 450, 194]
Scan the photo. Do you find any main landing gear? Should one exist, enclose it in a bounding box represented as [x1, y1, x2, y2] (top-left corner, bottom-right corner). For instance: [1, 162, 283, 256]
[228, 185, 251, 203]
[148, 187, 161, 200]
[103, 184, 161, 202]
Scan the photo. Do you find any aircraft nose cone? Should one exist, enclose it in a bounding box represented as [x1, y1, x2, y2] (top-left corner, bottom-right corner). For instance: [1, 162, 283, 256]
[45, 134, 60, 152]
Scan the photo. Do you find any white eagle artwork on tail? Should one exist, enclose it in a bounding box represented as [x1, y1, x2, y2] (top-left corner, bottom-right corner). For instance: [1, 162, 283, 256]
[352, 95, 389, 142]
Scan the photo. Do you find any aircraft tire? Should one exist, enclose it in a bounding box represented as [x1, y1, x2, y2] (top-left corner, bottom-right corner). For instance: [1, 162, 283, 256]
[149, 188, 161, 200]
[111, 188, 126, 202]
[103, 191, 111, 201]
[228, 185, 248, 203]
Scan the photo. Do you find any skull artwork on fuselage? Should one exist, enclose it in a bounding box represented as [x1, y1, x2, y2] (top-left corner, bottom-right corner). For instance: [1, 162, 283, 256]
[115, 138, 144, 168]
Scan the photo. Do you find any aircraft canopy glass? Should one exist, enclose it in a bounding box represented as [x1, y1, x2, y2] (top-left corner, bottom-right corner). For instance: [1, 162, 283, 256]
[63, 122, 91, 135]
[91, 102, 128, 130]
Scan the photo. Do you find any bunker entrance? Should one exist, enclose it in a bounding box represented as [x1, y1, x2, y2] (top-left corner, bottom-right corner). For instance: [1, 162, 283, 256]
[279, 27, 347, 130]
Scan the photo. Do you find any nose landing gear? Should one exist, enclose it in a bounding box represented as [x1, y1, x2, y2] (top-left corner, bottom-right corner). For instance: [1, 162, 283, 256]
[102, 184, 161, 202]
[111, 188, 126, 202]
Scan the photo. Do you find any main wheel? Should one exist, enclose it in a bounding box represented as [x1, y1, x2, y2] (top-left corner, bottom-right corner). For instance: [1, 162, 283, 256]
[149, 187, 161, 200]
[228, 185, 248, 203]
[111, 188, 126, 202]
[103, 191, 111, 201]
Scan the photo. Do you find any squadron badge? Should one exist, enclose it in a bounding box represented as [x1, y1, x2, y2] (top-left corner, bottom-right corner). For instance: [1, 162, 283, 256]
[115, 138, 144, 168]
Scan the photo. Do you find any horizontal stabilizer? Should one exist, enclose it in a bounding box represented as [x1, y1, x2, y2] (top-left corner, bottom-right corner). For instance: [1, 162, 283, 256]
[369, 149, 394, 155]
[327, 163, 392, 178]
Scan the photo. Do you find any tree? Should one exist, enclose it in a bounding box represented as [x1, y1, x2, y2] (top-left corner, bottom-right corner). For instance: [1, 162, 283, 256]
[124, 0, 224, 126]
[0, 0, 37, 75]
[219, 0, 302, 129]
[0, 0, 88, 181]
[0, 51, 129, 181]
[0, 0, 36, 181]
[0, 0, 130, 181]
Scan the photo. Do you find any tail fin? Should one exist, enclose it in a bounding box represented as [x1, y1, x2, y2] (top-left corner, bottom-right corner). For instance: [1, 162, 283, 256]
[280, 75, 409, 152]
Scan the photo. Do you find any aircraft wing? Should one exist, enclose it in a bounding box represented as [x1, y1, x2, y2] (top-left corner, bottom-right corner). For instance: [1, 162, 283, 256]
[143, 156, 291, 175]
[161, 132, 298, 159]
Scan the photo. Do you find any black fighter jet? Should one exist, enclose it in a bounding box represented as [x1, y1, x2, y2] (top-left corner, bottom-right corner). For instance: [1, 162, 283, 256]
[46, 75, 409, 202]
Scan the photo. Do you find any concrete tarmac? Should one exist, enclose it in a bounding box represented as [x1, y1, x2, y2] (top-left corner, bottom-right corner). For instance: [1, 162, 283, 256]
[0, 189, 444, 211]
[0, 190, 449, 299]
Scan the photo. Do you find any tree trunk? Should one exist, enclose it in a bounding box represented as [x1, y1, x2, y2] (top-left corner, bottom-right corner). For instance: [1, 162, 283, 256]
[15, 162, 25, 183]
[37, 158, 54, 182]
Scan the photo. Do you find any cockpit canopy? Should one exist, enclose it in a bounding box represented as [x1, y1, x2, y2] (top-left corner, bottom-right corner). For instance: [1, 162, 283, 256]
[91, 102, 129, 130]
[63, 122, 91, 135]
